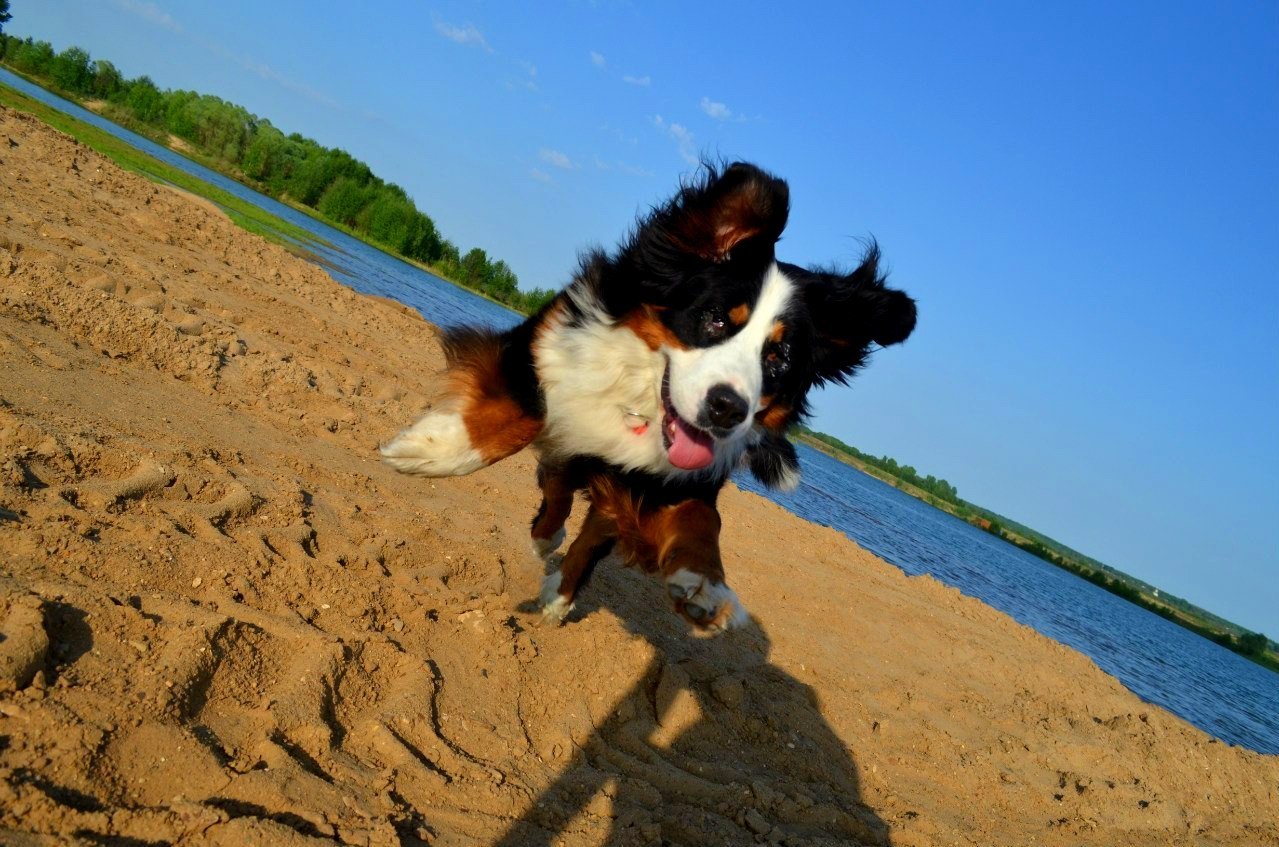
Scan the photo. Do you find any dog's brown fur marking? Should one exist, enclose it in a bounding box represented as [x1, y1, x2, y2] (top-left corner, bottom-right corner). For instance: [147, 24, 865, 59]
[650, 499, 724, 581]
[445, 331, 544, 464]
[620, 307, 685, 351]
[671, 180, 785, 260]
[755, 400, 792, 432]
[585, 475, 723, 581]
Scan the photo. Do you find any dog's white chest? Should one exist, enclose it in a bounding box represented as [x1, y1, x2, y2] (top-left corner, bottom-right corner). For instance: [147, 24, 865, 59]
[533, 309, 668, 471]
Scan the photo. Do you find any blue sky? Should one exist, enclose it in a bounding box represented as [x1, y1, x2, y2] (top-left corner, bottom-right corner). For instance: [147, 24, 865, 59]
[11, 1, 1278, 634]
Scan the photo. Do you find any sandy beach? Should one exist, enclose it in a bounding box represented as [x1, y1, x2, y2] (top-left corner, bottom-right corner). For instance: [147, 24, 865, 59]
[1, 105, 1276, 846]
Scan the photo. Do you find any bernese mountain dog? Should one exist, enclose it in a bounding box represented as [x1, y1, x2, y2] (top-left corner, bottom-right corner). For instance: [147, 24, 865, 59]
[382, 162, 916, 631]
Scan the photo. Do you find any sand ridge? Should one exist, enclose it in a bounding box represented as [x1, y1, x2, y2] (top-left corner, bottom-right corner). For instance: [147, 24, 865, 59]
[1, 105, 1276, 846]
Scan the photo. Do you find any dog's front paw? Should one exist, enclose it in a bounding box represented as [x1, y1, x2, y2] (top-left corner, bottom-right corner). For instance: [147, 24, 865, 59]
[380, 411, 486, 477]
[538, 570, 575, 625]
[665, 568, 748, 632]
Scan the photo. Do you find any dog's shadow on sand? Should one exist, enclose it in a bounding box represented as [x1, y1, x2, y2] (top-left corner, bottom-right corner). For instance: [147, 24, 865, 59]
[500, 559, 888, 847]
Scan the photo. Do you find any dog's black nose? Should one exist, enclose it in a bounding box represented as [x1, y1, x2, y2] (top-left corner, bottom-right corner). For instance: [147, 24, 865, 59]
[705, 384, 748, 430]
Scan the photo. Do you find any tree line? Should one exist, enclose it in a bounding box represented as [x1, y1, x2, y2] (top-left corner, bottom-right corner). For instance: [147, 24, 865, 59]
[796, 425, 962, 504]
[0, 34, 556, 314]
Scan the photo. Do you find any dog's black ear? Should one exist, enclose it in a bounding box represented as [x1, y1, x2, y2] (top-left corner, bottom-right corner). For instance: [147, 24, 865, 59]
[747, 431, 801, 491]
[653, 161, 790, 264]
[795, 243, 917, 385]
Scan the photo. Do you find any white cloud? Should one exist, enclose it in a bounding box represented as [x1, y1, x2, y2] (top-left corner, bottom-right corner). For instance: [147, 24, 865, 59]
[202, 42, 339, 110]
[113, 0, 182, 33]
[593, 156, 652, 176]
[435, 18, 494, 53]
[599, 124, 639, 145]
[614, 159, 654, 177]
[590, 51, 607, 68]
[668, 124, 697, 164]
[654, 115, 698, 165]
[503, 60, 539, 92]
[530, 168, 553, 184]
[700, 97, 733, 121]
[539, 148, 575, 170]
[622, 74, 651, 87]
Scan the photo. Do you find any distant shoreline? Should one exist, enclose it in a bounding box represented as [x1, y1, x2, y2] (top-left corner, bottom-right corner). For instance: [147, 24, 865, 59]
[794, 429, 1278, 673]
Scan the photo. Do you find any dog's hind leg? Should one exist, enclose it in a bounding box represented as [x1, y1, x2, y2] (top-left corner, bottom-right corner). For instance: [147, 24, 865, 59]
[530, 460, 576, 560]
[539, 505, 615, 624]
[382, 326, 544, 477]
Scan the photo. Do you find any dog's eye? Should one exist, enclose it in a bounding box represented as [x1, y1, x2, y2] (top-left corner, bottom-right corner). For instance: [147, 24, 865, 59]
[765, 343, 791, 378]
[702, 311, 727, 340]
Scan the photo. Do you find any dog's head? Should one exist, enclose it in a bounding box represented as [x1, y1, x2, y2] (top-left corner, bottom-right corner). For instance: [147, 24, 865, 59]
[591, 162, 916, 480]
[542, 163, 915, 481]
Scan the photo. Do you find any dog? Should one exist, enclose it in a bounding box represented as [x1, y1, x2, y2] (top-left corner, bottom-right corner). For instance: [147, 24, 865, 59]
[382, 162, 916, 630]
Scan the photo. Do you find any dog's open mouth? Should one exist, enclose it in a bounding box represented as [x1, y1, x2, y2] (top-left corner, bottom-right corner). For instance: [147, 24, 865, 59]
[661, 367, 716, 470]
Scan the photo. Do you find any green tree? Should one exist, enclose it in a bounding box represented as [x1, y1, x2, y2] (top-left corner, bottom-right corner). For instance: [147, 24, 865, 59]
[50, 45, 91, 92]
[123, 75, 165, 123]
[287, 148, 354, 207]
[459, 247, 491, 287]
[241, 123, 301, 192]
[8, 38, 55, 75]
[90, 59, 123, 98]
[437, 240, 460, 269]
[1237, 631, 1269, 657]
[163, 93, 253, 162]
[163, 88, 199, 138]
[317, 176, 373, 227]
[405, 213, 444, 263]
[484, 259, 518, 299]
[361, 190, 421, 252]
[0, 0, 11, 35]
[517, 288, 558, 312]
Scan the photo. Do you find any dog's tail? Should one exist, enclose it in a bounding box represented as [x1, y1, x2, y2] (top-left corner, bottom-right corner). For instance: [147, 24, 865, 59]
[381, 324, 545, 477]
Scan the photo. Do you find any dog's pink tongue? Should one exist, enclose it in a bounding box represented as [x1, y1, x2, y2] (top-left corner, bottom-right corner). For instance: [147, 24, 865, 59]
[667, 415, 715, 470]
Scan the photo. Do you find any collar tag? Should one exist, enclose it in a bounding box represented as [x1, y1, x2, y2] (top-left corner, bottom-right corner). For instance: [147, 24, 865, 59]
[624, 409, 650, 435]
